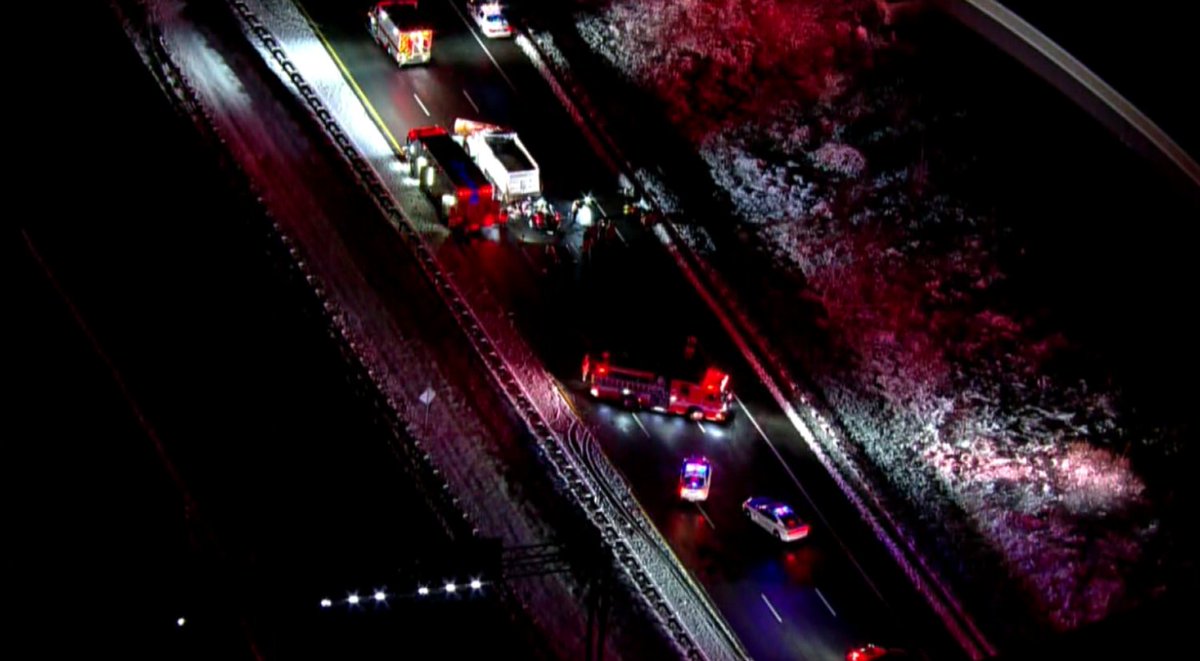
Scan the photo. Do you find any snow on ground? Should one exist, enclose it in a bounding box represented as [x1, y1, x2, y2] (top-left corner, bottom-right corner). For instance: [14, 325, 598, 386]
[571, 0, 1164, 634]
[137, 3, 621, 658]
[137, 0, 742, 657]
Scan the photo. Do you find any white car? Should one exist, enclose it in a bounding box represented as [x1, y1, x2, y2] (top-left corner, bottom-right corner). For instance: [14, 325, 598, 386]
[468, 2, 513, 38]
[743, 497, 810, 542]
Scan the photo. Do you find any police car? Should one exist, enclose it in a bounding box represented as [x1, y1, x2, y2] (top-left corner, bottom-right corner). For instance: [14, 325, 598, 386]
[468, 1, 513, 38]
[678, 456, 712, 502]
[742, 497, 810, 541]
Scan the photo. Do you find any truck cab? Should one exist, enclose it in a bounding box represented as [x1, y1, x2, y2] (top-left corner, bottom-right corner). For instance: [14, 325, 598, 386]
[406, 126, 502, 232]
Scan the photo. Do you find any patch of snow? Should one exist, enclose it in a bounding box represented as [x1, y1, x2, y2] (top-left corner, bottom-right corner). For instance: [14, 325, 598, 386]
[143, 1, 743, 658]
[560, 0, 1170, 640]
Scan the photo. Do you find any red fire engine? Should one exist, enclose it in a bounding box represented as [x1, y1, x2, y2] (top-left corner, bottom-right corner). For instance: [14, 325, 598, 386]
[580, 339, 734, 423]
[368, 1, 433, 67]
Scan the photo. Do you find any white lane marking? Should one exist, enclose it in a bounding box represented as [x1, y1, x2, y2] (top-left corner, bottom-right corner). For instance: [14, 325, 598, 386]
[462, 89, 480, 113]
[816, 587, 837, 617]
[614, 226, 627, 244]
[696, 420, 707, 434]
[445, 1, 517, 92]
[564, 240, 581, 259]
[413, 93, 431, 117]
[737, 396, 885, 603]
[631, 412, 650, 438]
[760, 593, 783, 624]
[696, 503, 716, 530]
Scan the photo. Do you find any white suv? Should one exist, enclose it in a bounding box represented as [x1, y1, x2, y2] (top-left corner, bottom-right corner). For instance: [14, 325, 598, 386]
[743, 497, 810, 542]
[468, 1, 513, 38]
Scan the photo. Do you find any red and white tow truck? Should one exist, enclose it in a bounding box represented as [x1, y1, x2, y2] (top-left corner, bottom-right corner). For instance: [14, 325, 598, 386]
[580, 338, 734, 423]
[368, 1, 433, 67]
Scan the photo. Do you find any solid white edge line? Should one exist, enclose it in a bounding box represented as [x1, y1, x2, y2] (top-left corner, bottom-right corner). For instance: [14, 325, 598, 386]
[696, 503, 716, 530]
[737, 396, 885, 603]
[443, 0, 518, 92]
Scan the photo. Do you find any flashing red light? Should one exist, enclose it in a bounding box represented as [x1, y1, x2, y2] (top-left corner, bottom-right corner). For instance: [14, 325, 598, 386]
[699, 367, 728, 393]
[596, 366, 607, 376]
[407, 126, 448, 141]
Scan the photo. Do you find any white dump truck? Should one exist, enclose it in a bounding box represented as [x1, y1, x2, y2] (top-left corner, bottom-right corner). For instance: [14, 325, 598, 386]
[453, 118, 541, 202]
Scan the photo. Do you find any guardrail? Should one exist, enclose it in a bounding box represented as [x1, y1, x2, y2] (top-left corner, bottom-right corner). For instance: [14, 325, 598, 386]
[212, 1, 746, 658]
[124, 2, 477, 545]
[517, 18, 996, 661]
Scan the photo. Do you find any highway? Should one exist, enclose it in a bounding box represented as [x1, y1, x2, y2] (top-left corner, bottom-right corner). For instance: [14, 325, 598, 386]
[298, 1, 969, 658]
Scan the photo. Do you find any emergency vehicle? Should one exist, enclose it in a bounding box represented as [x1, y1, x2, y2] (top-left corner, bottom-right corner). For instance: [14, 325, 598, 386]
[679, 456, 712, 502]
[580, 338, 734, 423]
[743, 497, 811, 542]
[467, 2, 513, 38]
[406, 126, 503, 232]
[368, 1, 433, 67]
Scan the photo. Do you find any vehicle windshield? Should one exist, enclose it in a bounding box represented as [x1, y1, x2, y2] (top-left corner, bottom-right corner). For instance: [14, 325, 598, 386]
[486, 15, 505, 23]
[683, 463, 708, 478]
